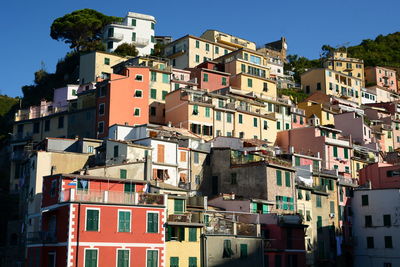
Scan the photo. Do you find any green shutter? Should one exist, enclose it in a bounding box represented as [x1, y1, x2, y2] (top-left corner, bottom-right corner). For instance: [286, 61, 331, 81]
[151, 89, 157, 99]
[344, 148, 349, 159]
[120, 169, 127, 179]
[131, 32, 136, 41]
[283, 196, 288, 210]
[240, 244, 248, 258]
[162, 73, 169, 83]
[295, 156, 300, 166]
[262, 204, 269, 214]
[85, 249, 97, 267]
[189, 227, 197, 242]
[151, 71, 157, 81]
[285, 172, 291, 187]
[189, 257, 197, 267]
[247, 78, 252, 87]
[277, 121, 281, 130]
[170, 257, 179, 267]
[317, 216, 322, 228]
[239, 114, 243, 124]
[333, 146, 338, 157]
[162, 91, 168, 100]
[250, 202, 257, 213]
[330, 201, 335, 214]
[86, 210, 99, 231]
[124, 183, 135, 193]
[205, 107, 210, 117]
[148, 213, 158, 233]
[117, 250, 129, 267]
[174, 199, 184, 214]
[253, 118, 257, 127]
[276, 170, 282, 186]
[118, 211, 130, 232]
[147, 250, 158, 267]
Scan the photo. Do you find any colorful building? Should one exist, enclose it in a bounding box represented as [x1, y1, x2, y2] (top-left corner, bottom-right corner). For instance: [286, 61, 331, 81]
[365, 66, 397, 92]
[323, 51, 364, 86]
[189, 61, 230, 92]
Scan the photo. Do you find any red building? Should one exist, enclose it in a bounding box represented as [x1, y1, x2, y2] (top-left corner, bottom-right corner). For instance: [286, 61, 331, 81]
[189, 61, 230, 92]
[359, 162, 400, 189]
[96, 66, 150, 139]
[26, 174, 166, 267]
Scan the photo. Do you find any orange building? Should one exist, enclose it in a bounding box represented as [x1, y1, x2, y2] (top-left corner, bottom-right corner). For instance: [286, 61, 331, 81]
[96, 66, 150, 138]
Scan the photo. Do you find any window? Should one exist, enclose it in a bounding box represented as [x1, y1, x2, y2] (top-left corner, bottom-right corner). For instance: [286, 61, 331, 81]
[344, 148, 349, 159]
[78, 179, 89, 191]
[277, 121, 281, 130]
[120, 169, 127, 179]
[263, 120, 268, 130]
[174, 199, 184, 214]
[223, 240, 234, 258]
[241, 64, 246, 73]
[162, 91, 168, 100]
[215, 46, 219, 54]
[151, 22, 155, 30]
[147, 212, 159, 233]
[45, 120, 50, 132]
[147, 250, 158, 267]
[345, 166, 350, 173]
[189, 228, 197, 242]
[385, 236, 393, 248]
[88, 146, 94, 153]
[170, 257, 179, 267]
[227, 113, 232, 123]
[193, 152, 199, 164]
[231, 173, 237, 185]
[135, 90, 143, 98]
[58, 116, 64, 129]
[216, 111, 221, 121]
[134, 108, 140, 116]
[195, 55, 200, 63]
[86, 209, 99, 231]
[367, 237, 374, 248]
[285, 172, 291, 187]
[162, 73, 169, 83]
[85, 249, 98, 267]
[316, 195, 322, 208]
[384, 215, 391, 227]
[151, 71, 157, 81]
[118, 211, 131, 232]
[317, 216, 322, 229]
[362, 195, 369, 206]
[285, 123, 290, 130]
[195, 40, 200, 48]
[104, 57, 110, 65]
[276, 170, 282, 186]
[365, 215, 372, 227]
[247, 78, 253, 88]
[330, 201, 335, 214]
[316, 82, 321, 90]
[240, 244, 248, 258]
[222, 77, 227, 85]
[150, 89, 157, 99]
[151, 36, 155, 43]
[224, 49, 228, 55]
[98, 121, 104, 134]
[239, 132, 244, 138]
[306, 191, 311, 201]
[333, 146, 338, 157]
[205, 43, 210, 51]
[124, 183, 135, 193]
[253, 118, 258, 127]
[107, 41, 113, 50]
[117, 250, 129, 267]
[306, 210, 311, 221]
[99, 103, 105, 115]
[150, 107, 156, 116]
[233, 111, 242, 123]
[189, 257, 197, 267]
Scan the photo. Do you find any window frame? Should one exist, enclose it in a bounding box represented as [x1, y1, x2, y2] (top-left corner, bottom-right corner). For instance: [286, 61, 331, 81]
[116, 249, 130, 267]
[117, 209, 131, 233]
[84, 248, 99, 267]
[85, 208, 100, 232]
[146, 211, 159, 233]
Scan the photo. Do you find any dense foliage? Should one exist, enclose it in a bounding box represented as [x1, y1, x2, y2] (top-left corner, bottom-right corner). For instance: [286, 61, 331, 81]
[279, 88, 309, 104]
[114, 43, 139, 57]
[0, 95, 19, 143]
[50, 9, 121, 51]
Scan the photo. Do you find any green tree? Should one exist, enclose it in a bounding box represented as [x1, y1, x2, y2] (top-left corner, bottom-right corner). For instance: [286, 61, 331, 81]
[152, 42, 166, 57]
[50, 9, 121, 51]
[284, 55, 321, 83]
[114, 43, 138, 57]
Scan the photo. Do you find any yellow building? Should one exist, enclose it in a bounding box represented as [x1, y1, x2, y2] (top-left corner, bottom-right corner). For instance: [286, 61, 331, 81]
[323, 51, 364, 86]
[301, 68, 362, 105]
[165, 88, 277, 143]
[79, 51, 129, 84]
[298, 100, 336, 126]
[166, 196, 205, 267]
[214, 48, 277, 99]
[200, 29, 257, 50]
[164, 35, 235, 69]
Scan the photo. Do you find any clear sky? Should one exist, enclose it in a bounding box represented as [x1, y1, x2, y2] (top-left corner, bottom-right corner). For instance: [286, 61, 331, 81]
[1, 0, 399, 97]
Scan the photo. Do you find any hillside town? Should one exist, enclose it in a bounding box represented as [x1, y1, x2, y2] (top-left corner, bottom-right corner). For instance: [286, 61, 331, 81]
[4, 10, 400, 267]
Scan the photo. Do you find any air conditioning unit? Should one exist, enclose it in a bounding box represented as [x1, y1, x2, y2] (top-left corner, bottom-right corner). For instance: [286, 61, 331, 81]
[329, 213, 335, 218]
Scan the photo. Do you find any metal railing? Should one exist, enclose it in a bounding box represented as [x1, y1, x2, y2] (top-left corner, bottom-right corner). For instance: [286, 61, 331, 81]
[60, 189, 165, 206]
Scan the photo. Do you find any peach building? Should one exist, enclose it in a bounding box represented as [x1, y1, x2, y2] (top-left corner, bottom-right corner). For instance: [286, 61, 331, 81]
[359, 162, 400, 189]
[96, 66, 150, 138]
[365, 66, 397, 92]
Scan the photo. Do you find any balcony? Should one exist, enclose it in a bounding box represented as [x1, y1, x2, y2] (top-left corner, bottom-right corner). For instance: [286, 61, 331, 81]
[106, 32, 124, 41]
[60, 189, 165, 206]
[168, 212, 204, 225]
[325, 137, 350, 147]
[26, 231, 57, 244]
[216, 34, 248, 48]
[132, 37, 149, 47]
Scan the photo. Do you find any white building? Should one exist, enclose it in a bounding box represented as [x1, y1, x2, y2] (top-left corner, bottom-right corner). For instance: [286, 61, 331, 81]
[103, 12, 156, 56]
[353, 188, 400, 267]
[361, 88, 377, 104]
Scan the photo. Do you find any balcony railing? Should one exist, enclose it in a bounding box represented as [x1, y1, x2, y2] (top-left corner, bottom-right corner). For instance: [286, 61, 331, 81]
[325, 137, 350, 147]
[107, 32, 124, 41]
[132, 37, 149, 47]
[26, 231, 57, 244]
[168, 212, 204, 224]
[60, 189, 165, 206]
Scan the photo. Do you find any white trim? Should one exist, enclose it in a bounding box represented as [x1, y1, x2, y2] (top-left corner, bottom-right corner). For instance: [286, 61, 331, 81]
[116, 248, 131, 267]
[98, 103, 105, 116]
[117, 209, 132, 233]
[146, 211, 160, 233]
[76, 242, 164, 247]
[145, 248, 159, 267]
[67, 204, 74, 267]
[83, 248, 99, 267]
[85, 207, 101, 232]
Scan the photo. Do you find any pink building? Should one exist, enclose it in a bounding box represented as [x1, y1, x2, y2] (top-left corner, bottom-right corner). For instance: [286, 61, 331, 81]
[189, 61, 230, 92]
[291, 107, 307, 129]
[365, 66, 397, 92]
[359, 162, 400, 189]
[276, 125, 353, 177]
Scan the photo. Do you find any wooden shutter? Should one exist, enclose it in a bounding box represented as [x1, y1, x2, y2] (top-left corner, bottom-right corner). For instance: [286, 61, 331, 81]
[285, 172, 291, 187]
[189, 257, 197, 267]
[117, 250, 129, 267]
[262, 204, 269, 214]
[85, 249, 97, 267]
[157, 144, 165, 163]
[189, 227, 197, 242]
[170, 257, 179, 267]
[153, 169, 158, 180]
[240, 244, 248, 258]
[87, 210, 99, 231]
[276, 170, 282, 186]
[180, 151, 186, 162]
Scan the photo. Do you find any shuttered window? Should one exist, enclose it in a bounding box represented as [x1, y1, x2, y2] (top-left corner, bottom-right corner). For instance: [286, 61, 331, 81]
[240, 244, 248, 258]
[285, 172, 291, 187]
[147, 212, 159, 233]
[120, 169, 127, 179]
[147, 250, 158, 267]
[85, 249, 98, 267]
[276, 170, 282, 186]
[117, 250, 129, 267]
[189, 228, 197, 242]
[189, 257, 197, 267]
[86, 209, 99, 231]
[170, 257, 179, 267]
[174, 199, 184, 214]
[118, 211, 131, 232]
[157, 144, 165, 163]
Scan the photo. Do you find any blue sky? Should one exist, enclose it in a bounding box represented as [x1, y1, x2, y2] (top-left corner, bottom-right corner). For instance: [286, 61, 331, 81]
[1, 0, 400, 97]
